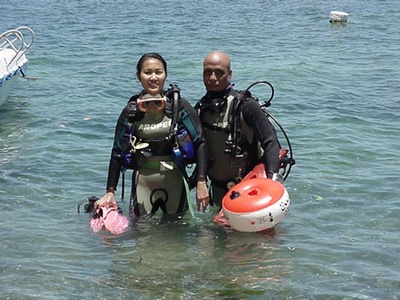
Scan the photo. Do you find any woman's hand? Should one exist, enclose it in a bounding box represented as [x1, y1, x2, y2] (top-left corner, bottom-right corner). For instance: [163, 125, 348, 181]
[195, 179, 209, 212]
[94, 191, 117, 212]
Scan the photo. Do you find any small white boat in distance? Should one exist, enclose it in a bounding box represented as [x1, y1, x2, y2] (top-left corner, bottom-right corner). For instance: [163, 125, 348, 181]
[329, 11, 348, 23]
[0, 26, 34, 106]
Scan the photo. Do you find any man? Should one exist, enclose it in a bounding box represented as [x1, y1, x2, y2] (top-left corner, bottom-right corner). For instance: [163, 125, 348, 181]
[196, 51, 281, 207]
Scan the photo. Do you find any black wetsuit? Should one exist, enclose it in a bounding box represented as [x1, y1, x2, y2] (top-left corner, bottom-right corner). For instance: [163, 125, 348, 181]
[197, 87, 280, 206]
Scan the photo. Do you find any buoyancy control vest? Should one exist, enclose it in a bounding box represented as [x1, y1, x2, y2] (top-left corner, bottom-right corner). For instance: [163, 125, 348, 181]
[119, 85, 198, 172]
[196, 81, 296, 190]
[196, 89, 259, 185]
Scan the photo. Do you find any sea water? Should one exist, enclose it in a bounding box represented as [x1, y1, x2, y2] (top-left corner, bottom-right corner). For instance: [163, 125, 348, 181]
[1, 0, 399, 299]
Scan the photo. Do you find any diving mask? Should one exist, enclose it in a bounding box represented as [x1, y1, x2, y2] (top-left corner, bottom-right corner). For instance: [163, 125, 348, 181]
[137, 94, 167, 112]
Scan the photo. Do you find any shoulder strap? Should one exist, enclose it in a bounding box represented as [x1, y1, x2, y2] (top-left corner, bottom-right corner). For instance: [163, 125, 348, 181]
[196, 89, 238, 132]
[226, 89, 248, 157]
[127, 94, 145, 122]
[127, 101, 137, 122]
[165, 84, 181, 142]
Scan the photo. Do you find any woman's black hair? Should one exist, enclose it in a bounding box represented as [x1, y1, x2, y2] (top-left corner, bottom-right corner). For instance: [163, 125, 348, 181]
[136, 52, 167, 75]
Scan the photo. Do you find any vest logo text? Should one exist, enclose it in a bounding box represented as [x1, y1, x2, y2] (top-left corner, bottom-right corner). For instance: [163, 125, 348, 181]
[138, 120, 171, 131]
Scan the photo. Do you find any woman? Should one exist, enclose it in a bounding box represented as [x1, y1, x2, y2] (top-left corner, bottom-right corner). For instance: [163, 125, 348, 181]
[95, 53, 209, 218]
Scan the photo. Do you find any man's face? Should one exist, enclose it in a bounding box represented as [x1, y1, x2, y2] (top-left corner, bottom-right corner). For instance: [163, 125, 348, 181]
[203, 55, 232, 92]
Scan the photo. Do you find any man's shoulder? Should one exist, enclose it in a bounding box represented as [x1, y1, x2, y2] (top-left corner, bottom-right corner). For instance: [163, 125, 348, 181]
[239, 94, 264, 117]
[237, 91, 258, 106]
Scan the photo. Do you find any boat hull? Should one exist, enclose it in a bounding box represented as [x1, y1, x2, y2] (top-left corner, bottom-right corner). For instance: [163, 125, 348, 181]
[0, 26, 34, 106]
[0, 57, 28, 106]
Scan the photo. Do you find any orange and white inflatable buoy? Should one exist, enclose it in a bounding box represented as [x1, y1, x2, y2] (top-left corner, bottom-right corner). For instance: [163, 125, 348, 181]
[221, 164, 290, 232]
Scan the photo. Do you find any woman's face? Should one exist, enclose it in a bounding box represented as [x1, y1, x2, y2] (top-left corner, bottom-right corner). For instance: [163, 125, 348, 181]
[137, 58, 166, 96]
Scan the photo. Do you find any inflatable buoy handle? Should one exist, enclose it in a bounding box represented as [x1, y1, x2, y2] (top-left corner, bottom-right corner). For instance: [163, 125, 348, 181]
[229, 190, 241, 200]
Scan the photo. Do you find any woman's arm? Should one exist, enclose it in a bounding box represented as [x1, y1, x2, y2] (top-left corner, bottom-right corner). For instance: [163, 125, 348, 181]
[95, 104, 130, 210]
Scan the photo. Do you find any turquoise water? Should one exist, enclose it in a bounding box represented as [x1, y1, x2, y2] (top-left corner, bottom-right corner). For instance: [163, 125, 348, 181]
[1, 0, 399, 299]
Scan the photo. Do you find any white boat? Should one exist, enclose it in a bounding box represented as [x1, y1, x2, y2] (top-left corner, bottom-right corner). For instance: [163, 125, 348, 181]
[0, 26, 34, 106]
